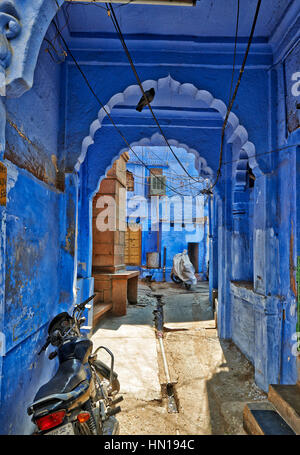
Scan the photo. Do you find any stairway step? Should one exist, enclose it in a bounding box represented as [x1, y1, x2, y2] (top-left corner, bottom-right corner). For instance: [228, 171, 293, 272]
[93, 302, 113, 326]
[243, 401, 296, 435]
[268, 384, 300, 434]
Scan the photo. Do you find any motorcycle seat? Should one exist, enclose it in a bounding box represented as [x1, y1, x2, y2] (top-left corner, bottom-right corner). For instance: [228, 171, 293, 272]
[27, 380, 90, 416]
[34, 358, 89, 402]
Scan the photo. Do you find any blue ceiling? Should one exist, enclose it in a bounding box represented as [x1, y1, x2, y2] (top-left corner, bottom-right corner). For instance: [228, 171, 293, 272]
[64, 0, 294, 40]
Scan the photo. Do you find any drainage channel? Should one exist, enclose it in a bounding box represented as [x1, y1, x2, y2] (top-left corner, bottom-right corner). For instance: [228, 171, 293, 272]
[153, 294, 179, 414]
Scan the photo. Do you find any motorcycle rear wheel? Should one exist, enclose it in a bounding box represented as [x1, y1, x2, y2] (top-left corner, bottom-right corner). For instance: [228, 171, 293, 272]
[73, 421, 93, 435]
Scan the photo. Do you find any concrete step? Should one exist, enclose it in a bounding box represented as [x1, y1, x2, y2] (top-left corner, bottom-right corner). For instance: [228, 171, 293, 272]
[93, 302, 113, 327]
[243, 401, 296, 435]
[268, 384, 300, 434]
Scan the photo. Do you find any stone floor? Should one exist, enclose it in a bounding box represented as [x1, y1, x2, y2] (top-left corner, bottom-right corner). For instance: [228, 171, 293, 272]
[92, 280, 266, 435]
[92, 315, 161, 401]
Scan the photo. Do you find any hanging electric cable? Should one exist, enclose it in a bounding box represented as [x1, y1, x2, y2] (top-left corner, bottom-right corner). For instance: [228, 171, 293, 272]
[52, 0, 295, 197]
[127, 144, 205, 195]
[52, 20, 200, 197]
[126, 171, 203, 196]
[228, 0, 240, 105]
[134, 145, 200, 182]
[207, 0, 262, 194]
[105, 2, 203, 184]
[222, 144, 300, 167]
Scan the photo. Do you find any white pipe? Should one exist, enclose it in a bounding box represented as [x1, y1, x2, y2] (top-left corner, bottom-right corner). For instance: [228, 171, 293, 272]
[158, 336, 171, 384]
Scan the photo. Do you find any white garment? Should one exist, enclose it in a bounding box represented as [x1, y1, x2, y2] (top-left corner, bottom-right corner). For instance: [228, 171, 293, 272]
[171, 250, 197, 285]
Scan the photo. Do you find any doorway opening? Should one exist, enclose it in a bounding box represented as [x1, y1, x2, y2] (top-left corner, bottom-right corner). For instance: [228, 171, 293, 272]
[188, 242, 199, 273]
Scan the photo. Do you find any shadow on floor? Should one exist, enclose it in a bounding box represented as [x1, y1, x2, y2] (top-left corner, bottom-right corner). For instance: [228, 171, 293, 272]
[205, 339, 266, 434]
[92, 280, 266, 434]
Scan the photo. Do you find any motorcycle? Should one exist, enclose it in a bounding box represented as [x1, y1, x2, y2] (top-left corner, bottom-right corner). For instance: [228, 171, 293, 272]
[27, 294, 122, 435]
[170, 250, 197, 290]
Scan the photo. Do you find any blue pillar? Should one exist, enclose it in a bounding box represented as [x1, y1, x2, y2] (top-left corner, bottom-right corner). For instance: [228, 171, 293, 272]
[76, 169, 94, 329]
[217, 143, 233, 340]
[58, 172, 79, 311]
[0, 99, 6, 403]
[209, 194, 218, 303]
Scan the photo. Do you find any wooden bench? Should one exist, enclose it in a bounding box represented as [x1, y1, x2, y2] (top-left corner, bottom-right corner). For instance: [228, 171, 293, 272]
[93, 270, 139, 320]
[111, 270, 139, 316]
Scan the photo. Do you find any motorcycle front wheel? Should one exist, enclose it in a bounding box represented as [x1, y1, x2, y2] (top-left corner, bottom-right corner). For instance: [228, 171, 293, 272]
[171, 272, 182, 284]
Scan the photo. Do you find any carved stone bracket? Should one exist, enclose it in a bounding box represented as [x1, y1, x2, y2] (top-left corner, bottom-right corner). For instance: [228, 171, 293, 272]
[0, 5, 21, 96]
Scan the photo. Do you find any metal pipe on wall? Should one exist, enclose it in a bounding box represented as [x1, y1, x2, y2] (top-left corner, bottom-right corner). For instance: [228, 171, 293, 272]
[163, 247, 166, 282]
[68, 0, 196, 6]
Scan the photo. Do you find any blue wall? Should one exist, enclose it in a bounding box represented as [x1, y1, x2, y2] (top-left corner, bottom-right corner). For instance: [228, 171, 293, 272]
[126, 146, 209, 281]
[1, 0, 300, 434]
[0, 28, 78, 434]
[66, 63, 270, 176]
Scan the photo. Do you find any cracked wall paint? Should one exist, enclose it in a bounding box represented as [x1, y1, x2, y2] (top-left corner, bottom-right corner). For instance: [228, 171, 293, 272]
[6, 161, 18, 203]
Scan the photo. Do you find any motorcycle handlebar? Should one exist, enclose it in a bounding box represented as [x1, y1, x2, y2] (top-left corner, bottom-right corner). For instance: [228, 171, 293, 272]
[38, 337, 50, 355]
[77, 293, 96, 310]
[39, 294, 96, 354]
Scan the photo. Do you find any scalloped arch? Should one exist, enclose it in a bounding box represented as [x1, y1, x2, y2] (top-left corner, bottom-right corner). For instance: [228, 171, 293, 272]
[233, 142, 263, 190]
[119, 133, 213, 177]
[90, 133, 213, 198]
[79, 74, 259, 181]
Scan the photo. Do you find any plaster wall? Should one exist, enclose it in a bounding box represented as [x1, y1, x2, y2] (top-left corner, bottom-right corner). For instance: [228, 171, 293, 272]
[215, 37, 300, 390]
[0, 0, 299, 434]
[125, 147, 209, 281]
[0, 28, 78, 435]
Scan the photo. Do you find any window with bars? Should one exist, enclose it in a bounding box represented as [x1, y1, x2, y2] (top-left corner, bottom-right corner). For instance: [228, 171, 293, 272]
[149, 169, 166, 196]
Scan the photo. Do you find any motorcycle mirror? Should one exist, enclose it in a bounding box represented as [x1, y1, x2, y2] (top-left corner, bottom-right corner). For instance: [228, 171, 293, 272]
[51, 330, 62, 346]
[52, 329, 62, 339]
